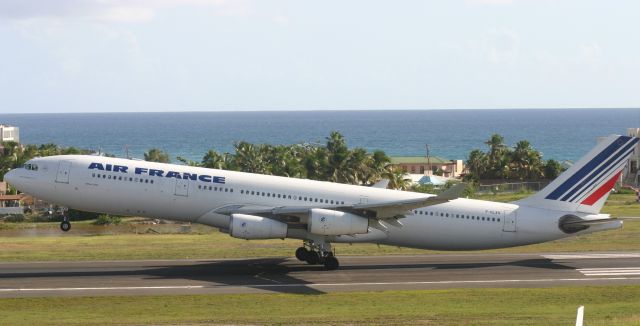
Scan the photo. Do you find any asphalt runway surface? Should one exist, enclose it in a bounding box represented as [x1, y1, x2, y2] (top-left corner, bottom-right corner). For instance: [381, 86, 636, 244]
[1, 252, 640, 297]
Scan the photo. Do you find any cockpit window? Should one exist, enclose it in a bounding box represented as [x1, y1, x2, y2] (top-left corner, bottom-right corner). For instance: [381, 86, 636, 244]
[24, 163, 39, 171]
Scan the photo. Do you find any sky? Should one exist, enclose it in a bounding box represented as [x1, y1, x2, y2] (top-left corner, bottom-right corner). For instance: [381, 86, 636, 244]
[0, 0, 639, 113]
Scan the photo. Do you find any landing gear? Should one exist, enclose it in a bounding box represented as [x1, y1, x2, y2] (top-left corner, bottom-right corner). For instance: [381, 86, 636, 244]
[60, 216, 71, 232]
[324, 254, 339, 270]
[295, 247, 309, 261]
[296, 240, 340, 270]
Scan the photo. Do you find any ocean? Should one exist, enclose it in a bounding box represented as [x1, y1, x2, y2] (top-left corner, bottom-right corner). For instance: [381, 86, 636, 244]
[1, 109, 639, 163]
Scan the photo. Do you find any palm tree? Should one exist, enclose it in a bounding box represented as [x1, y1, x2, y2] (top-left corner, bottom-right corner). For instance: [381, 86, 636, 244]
[144, 148, 170, 163]
[325, 131, 351, 183]
[201, 149, 229, 169]
[511, 140, 543, 180]
[544, 159, 563, 179]
[466, 149, 488, 180]
[233, 141, 266, 173]
[485, 134, 508, 178]
[383, 166, 412, 190]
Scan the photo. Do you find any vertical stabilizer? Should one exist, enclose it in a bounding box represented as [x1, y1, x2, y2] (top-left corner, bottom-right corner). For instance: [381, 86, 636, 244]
[516, 135, 639, 214]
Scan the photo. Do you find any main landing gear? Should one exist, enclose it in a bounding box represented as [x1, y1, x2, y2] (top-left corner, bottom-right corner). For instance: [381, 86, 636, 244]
[60, 216, 71, 232]
[295, 241, 339, 270]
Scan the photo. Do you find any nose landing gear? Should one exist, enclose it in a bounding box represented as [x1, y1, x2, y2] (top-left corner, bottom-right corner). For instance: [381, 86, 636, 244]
[295, 241, 339, 270]
[60, 216, 71, 232]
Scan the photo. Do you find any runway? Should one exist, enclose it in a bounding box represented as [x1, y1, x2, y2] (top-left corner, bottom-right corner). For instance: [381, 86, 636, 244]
[1, 252, 640, 297]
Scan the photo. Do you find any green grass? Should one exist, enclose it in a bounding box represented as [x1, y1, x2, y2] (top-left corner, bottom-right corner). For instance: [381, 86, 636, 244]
[0, 286, 638, 325]
[0, 193, 639, 262]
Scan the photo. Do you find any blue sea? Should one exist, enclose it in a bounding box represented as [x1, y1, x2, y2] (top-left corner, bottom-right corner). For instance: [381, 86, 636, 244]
[1, 109, 639, 163]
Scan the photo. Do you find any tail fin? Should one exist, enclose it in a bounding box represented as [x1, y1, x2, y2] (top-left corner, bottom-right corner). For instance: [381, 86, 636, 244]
[517, 135, 639, 214]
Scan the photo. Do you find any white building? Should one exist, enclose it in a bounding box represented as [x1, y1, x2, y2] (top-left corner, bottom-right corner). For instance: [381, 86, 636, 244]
[626, 128, 640, 186]
[0, 124, 19, 143]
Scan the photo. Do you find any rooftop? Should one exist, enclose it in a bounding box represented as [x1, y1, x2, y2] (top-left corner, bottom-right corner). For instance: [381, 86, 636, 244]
[389, 156, 453, 164]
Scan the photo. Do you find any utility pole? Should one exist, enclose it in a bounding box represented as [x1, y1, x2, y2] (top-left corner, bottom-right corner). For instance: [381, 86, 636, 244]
[425, 144, 431, 176]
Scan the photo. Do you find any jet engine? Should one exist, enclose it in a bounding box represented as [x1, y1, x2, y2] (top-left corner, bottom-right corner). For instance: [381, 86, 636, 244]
[229, 214, 288, 240]
[308, 208, 369, 236]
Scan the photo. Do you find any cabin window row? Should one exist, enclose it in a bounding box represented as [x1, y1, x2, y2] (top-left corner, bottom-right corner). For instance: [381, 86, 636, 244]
[413, 210, 501, 223]
[238, 189, 345, 205]
[197, 184, 233, 193]
[92, 173, 154, 184]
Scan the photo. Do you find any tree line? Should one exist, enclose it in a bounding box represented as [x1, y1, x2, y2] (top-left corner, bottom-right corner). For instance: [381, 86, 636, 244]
[464, 134, 564, 182]
[0, 142, 92, 182]
[1, 133, 566, 193]
[145, 131, 413, 190]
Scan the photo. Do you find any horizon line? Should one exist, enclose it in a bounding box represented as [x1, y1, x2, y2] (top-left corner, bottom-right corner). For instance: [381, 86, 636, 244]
[2, 107, 639, 115]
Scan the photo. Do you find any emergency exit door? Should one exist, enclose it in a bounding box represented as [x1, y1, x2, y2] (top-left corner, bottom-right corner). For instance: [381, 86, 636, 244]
[55, 161, 71, 184]
[503, 210, 517, 232]
[174, 178, 189, 196]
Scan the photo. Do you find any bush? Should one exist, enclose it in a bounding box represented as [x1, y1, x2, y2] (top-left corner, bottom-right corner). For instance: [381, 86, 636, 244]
[3, 214, 25, 222]
[30, 214, 55, 223]
[93, 214, 122, 225]
[67, 209, 101, 221]
[615, 187, 637, 195]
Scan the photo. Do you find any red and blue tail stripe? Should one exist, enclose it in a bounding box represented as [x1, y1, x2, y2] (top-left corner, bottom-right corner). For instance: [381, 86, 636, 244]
[545, 135, 639, 205]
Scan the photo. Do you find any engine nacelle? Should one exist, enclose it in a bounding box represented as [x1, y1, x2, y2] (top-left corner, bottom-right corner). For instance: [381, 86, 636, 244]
[308, 208, 369, 236]
[229, 214, 288, 240]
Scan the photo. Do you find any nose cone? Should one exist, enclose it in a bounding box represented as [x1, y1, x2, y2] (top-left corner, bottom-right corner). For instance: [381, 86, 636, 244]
[4, 169, 18, 186]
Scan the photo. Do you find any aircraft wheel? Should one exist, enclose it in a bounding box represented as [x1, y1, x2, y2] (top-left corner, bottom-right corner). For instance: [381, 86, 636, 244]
[295, 247, 309, 261]
[305, 251, 320, 265]
[324, 256, 339, 270]
[60, 221, 71, 232]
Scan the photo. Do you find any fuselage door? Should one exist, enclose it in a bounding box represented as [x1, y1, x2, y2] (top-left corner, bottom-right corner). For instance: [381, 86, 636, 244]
[503, 210, 517, 232]
[174, 178, 189, 197]
[55, 161, 71, 184]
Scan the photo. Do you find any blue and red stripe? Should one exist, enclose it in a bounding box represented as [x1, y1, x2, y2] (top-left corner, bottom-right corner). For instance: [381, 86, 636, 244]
[545, 135, 632, 201]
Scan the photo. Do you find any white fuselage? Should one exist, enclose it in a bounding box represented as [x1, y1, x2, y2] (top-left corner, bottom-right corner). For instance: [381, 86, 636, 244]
[6, 155, 621, 250]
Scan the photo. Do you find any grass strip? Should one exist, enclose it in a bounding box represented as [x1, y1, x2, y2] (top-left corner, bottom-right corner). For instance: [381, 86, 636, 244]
[0, 285, 638, 325]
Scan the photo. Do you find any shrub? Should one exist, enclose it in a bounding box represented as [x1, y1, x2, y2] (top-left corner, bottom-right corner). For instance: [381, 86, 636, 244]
[3, 214, 25, 222]
[30, 214, 55, 223]
[93, 214, 122, 225]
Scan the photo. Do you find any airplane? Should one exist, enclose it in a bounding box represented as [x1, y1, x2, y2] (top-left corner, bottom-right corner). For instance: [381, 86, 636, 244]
[4, 135, 638, 270]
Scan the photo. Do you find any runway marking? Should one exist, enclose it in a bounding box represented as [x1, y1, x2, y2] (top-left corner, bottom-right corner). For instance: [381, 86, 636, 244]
[0, 286, 206, 292]
[577, 267, 640, 276]
[2, 277, 640, 293]
[543, 253, 640, 260]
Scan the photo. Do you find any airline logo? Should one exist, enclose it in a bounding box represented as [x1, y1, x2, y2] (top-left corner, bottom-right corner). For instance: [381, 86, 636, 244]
[545, 136, 639, 205]
[88, 162, 226, 184]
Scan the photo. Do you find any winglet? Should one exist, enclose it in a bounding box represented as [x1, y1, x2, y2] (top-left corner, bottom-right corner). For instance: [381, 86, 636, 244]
[438, 182, 467, 200]
[371, 179, 390, 189]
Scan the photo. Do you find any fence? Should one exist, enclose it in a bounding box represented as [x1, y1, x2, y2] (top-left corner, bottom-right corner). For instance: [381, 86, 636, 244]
[476, 181, 550, 194]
